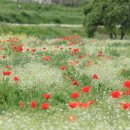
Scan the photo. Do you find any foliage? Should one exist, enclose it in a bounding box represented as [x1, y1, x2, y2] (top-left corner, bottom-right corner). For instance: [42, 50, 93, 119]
[83, 0, 130, 39]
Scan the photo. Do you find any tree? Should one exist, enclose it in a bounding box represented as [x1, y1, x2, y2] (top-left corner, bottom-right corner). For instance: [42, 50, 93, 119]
[83, 0, 130, 39]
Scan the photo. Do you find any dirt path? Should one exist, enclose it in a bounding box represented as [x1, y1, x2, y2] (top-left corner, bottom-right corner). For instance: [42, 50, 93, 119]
[1, 23, 82, 28]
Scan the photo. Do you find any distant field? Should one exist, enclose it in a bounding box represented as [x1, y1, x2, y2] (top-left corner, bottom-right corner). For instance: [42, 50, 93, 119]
[1, 23, 130, 40]
[0, 0, 83, 24]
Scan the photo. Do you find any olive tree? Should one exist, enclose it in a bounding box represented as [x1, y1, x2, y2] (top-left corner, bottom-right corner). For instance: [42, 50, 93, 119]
[83, 0, 130, 39]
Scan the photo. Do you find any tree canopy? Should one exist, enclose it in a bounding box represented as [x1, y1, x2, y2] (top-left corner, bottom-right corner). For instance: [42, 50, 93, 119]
[83, 0, 130, 39]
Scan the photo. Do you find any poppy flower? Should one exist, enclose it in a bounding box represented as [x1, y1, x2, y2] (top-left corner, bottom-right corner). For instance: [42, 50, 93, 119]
[19, 102, 24, 108]
[72, 80, 79, 85]
[64, 36, 70, 41]
[79, 102, 89, 109]
[13, 45, 23, 52]
[81, 86, 91, 93]
[111, 90, 123, 99]
[2, 71, 11, 76]
[125, 89, 130, 95]
[97, 51, 103, 57]
[1, 55, 6, 59]
[41, 103, 49, 110]
[70, 92, 79, 99]
[5, 66, 10, 69]
[123, 80, 130, 89]
[13, 76, 19, 81]
[88, 100, 94, 105]
[92, 74, 98, 80]
[30, 101, 37, 108]
[42, 56, 51, 61]
[71, 48, 80, 56]
[26, 48, 30, 51]
[106, 56, 111, 60]
[60, 66, 66, 71]
[121, 102, 130, 110]
[43, 93, 51, 99]
[31, 49, 36, 53]
[17, 46, 23, 52]
[78, 55, 84, 59]
[69, 102, 77, 109]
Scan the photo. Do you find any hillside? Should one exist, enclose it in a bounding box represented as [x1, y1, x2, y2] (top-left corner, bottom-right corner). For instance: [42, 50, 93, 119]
[0, 0, 84, 24]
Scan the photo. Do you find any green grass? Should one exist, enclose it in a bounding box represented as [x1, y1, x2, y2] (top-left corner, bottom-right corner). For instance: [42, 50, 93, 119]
[0, 24, 86, 39]
[1, 24, 130, 40]
[0, 0, 83, 24]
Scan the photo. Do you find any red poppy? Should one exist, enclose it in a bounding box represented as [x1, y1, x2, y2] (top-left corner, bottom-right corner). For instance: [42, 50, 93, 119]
[68, 42, 74, 46]
[17, 46, 23, 52]
[111, 90, 123, 99]
[31, 49, 36, 53]
[2, 71, 11, 76]
[70, 92, 79, 99]
[123, 80, 130, 89]
[88, 100, 94, 105]
[72, 80, 79, 85]
[13, 76, 19, 81]
[42, 56, 51, 61]
[81, 86, 91, 93]
[97, 51, 103, 57]
[30, 101, 37, 108]
[64, 36, 70, 41]
[106, 56, 111, 60]
[78, 55, 84, 59]
[5, 66, 10, 69]
[19, 102, 24, 108]
[26, 48, 30, 51]
[92, 74, 98, 80]
[1, 55, 6, 59]
[41, 103, 49, 110]
[13, 45, 23, 52]
[60, 66, 66, 71]
[125, 89, 130, 95]
[69, 102, 77, 109]
[121, 102, 130, 110]
[71, 48, 80, 56]
[79, 102, 89, 109]
[43, 93, 51, 99]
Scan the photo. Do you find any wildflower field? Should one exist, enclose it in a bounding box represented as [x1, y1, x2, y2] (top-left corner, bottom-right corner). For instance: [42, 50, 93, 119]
[0, 34, 130, 130]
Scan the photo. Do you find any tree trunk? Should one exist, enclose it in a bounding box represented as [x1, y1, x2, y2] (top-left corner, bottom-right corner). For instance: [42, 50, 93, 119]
[121, 32, 125, 40]
[114, 32, 117, 39]
[110, 33, 113, 39]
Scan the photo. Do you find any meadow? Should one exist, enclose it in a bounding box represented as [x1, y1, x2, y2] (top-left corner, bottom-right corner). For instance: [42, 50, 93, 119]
[0, 0, 130, 130]
[0, 32, 130, 130]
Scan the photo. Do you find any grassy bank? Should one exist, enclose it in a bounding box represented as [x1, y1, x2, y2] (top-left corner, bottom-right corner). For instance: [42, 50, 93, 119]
[0, 24, 86, 39]
[0, 0, 83, 24]
[1, 23, 130, 40]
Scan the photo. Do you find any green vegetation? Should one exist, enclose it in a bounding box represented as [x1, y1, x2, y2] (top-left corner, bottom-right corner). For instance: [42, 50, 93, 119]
[0, 0, 83, 24]
[0, 24, 86, 39]
[83, 0, 130, 39]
